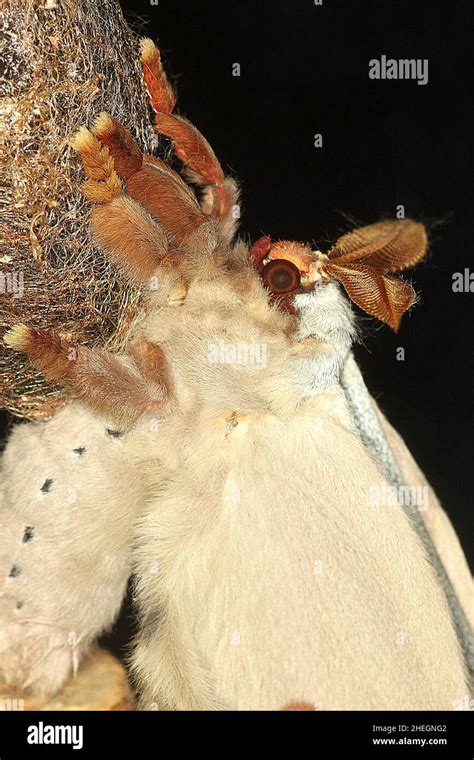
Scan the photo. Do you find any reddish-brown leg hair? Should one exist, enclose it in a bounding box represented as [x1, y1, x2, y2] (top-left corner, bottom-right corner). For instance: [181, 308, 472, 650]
[129, 338, 172, 390]
[82, 113, 219, 277]
[4, 325, 170, 429]
[70, 126, 171, 285]
[140, 38, 240, 246]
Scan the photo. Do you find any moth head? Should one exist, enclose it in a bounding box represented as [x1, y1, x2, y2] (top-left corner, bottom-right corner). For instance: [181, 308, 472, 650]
[249, 236, 332, 314]
[249, 219, 428, 330]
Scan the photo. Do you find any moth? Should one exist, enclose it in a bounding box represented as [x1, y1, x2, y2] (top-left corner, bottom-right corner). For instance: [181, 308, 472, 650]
[3, 39, 472, 709]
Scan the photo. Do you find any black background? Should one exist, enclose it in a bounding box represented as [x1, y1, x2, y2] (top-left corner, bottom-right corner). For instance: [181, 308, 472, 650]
[0, 0, 472, 658]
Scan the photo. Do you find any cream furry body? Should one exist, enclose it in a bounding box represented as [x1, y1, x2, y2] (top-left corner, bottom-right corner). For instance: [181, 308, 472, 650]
[0, 271, 472, 708]
[127, 277, 470, 710]
[132, 394, 469, 710]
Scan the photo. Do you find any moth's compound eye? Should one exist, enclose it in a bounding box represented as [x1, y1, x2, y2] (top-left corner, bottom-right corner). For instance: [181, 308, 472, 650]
[261, 259, 301, 294]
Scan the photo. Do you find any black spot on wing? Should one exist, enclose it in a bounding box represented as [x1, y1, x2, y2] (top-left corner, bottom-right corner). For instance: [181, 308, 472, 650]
[40, 478, 54, 493]
[106, 429, 125, 439]
[22, 526, 35, 543]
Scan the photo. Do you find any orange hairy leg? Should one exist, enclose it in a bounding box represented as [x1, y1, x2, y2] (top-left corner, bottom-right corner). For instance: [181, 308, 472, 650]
[76, 114, 219, 276]
[129, 338, 173, 388]
[4, 326, 170, 428]
[71, 125, 173, 283]
[126, 157, 218, 263]
[91, 112, 209, 246]
[91, 111, 143, 179]
[139, 37, 176, 115]
[140, 38, 240, 245]
[90, 196, 169, 284]
[70, 127, 122, 202]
